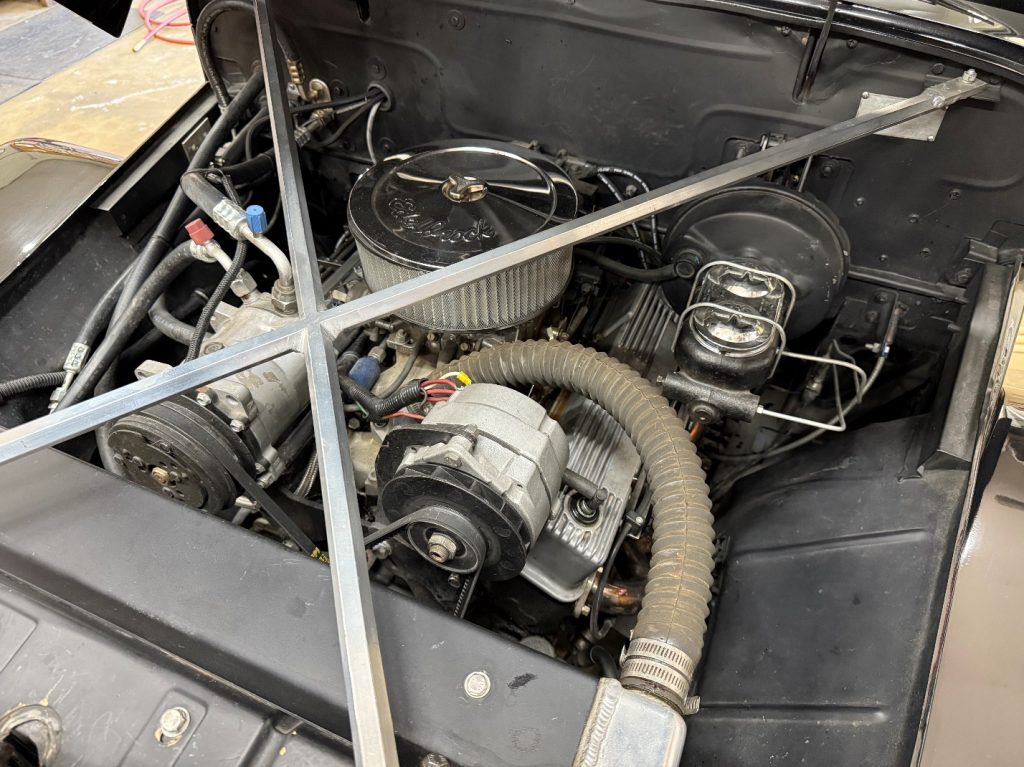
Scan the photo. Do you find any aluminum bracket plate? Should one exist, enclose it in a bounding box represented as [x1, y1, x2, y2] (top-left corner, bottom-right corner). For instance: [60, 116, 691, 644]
[856, 91, 946, 141]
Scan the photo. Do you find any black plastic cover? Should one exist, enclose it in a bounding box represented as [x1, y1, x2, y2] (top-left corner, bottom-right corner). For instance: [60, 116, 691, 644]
[0, 446, 595, 766]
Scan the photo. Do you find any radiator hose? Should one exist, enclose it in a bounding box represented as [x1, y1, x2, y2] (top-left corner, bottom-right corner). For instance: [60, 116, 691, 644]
[433, 340, 714, 714]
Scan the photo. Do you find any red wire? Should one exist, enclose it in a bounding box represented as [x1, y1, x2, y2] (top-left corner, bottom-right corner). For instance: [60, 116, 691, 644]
[383, 411, 425, 421]
[422, 379, 458, 389]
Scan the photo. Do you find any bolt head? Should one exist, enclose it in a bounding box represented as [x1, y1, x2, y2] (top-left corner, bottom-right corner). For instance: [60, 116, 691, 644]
[156, 706, 190, 745]
[953, 268, 973, 285]
[447, 10, 465, 30]
[229, 419, 247, 433]
[463, 670, 491, 699]
[151, 467, 171, 485]
[963, 68, 977, 83]
[271, 280, 298, 314]
[421, 755, 451, 767]
[195, 392, 212, 407]
[427, 532, 458, 564]
[689, 403, 720, 424]
[230, 270, 258, 298]
[447, 573, 462, 588]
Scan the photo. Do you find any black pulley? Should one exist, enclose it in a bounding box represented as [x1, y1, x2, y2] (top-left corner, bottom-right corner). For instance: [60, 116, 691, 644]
[107, 395, 255, 512]
[378, 462, 533, 581]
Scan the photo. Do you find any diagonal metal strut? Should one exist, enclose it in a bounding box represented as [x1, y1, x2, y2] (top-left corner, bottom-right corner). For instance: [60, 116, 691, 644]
[253, 1, 399, 763]
[0, 61, 984, 763]
[0, 73, 983, 466]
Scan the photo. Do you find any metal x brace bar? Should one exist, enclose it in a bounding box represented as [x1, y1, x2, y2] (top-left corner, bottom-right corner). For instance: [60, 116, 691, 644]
[0, 45, 985, 764]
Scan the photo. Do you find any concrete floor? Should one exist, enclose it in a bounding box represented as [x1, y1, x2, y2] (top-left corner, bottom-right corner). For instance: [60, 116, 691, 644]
[0, 0, 202, 158]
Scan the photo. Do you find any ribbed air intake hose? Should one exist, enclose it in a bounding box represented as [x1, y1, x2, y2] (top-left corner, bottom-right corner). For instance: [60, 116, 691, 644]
[433, 340, 714, 714]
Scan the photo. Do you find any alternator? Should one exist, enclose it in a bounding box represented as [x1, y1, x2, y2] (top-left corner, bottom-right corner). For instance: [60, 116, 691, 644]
[374, 383, 568, 580]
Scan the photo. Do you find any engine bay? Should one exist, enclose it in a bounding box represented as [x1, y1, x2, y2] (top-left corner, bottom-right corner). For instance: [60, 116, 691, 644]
[1, 0, 1024, 764]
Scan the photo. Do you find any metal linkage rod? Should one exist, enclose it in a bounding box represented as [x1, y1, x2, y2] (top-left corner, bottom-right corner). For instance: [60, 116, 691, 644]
[0, 74, 983, 467]
[253, 1, 399, 763]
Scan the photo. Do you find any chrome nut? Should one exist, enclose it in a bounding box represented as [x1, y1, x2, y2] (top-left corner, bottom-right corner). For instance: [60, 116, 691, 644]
[427, 532, 458, 564]
[271, 280, 298, 314]
[230, 269, 259, 298]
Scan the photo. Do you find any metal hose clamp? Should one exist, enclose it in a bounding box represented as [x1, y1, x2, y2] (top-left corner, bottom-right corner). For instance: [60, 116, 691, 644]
[620, 638, 697, 715]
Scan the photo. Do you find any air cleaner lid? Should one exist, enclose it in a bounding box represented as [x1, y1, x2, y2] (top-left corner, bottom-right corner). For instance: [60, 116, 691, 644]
[348, 140, 578, 271]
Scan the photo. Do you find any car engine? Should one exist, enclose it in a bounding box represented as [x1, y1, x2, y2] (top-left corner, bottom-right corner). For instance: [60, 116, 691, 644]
[1, 0, 1023, 765]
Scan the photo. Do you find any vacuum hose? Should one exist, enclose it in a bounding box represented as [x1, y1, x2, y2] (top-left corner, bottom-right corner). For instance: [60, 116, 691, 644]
[433, 340, 714, 714]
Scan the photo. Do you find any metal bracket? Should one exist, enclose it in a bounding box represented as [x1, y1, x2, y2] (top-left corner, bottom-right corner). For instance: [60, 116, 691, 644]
[855, 89, 948, 142]
[182, 117, 211, 162]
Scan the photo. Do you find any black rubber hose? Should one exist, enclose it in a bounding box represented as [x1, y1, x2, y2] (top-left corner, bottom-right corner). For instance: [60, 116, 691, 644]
[577, 250, 691, 283]
[564, 468, 607, 505]
[150, 293, 198, 345]
[590, 521, 632, 640]
[338, 333, 370, 374]
[276, 410, 315, 469]
[125, 292, 206, 359]
[0, 372, 65, 405]
[185, 241, 248, 361]
[75, 265, 132, 350]
[222, 106, 268, 164]
[340, 376, 424, 420]
[584, 236, 662, 260]
[111, 68, 264, 322]
[433, 341, 714, 715]
[215, 151, 275, 186]
[194, 0, 297, 110]
[56, 243, 197, 411]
